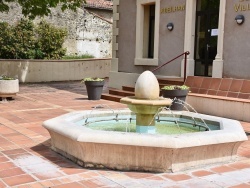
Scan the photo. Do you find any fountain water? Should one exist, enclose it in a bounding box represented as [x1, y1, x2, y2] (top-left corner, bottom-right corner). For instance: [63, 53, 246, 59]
[43, 71, 248, 172]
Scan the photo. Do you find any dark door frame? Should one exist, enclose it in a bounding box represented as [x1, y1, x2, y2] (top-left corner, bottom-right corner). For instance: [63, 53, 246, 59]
[194, 0, 219, 77]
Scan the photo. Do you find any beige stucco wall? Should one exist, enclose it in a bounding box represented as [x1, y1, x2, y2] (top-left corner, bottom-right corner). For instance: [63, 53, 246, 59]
[0, 59, 111, 83]
[117, 0, 185, 76]
[158, 0, 185, 76]
[117, 0, 141, 73]
[223, 0, 250, 79]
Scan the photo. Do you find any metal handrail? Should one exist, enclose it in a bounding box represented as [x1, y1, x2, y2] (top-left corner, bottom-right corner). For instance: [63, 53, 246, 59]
[151, 51, 190, 82]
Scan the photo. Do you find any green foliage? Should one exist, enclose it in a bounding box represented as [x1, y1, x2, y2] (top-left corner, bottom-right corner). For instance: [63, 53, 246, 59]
[81, 77, 104, 82]
[0, 19, 67, 59]
[0, 75, 15, 80]
[36, 20, 67, 59]
[161, 85, 189, 90]
[0, 22, 15, 58]
[13, 19, 36, 59]
[62, 54, 95, 59]
[0, 0, 86, 19]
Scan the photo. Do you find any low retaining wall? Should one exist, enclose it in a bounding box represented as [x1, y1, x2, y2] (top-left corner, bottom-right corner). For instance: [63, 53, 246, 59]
[185, 76, 250, 122]
[187, 94, 250, 122]
[0, 59, 111, 83]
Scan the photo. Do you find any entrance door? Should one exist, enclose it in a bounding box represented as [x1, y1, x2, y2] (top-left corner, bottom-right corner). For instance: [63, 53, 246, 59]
[194, 0, 219, 76]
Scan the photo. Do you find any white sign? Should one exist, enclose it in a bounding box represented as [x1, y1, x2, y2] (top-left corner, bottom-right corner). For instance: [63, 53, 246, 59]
[211, 29, 219, 36]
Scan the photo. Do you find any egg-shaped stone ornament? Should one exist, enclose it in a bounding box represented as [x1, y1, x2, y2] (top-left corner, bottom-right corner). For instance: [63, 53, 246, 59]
[135, 71, 160, 99]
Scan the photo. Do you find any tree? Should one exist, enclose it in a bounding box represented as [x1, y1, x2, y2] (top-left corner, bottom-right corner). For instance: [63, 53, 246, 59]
[0, 0, 86, 19]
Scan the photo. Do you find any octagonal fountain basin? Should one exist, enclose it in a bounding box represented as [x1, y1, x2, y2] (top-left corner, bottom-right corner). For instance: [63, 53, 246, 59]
[43, 109, 247, 173]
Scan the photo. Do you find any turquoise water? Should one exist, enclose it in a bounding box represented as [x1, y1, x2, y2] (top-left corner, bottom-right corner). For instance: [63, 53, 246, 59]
[77, 115, 220, 135]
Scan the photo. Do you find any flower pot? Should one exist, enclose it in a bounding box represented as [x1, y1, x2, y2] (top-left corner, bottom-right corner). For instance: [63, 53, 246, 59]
[85, 80, 104, 100]
[0, 79, 19, 98]
[162, 89, 189, 110]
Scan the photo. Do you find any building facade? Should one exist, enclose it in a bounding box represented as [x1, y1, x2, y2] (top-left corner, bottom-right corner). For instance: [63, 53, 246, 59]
[110, 0, 250, 89]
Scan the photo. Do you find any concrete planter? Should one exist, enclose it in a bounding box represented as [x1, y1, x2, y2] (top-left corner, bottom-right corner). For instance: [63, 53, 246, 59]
[0, 79, 19, 97]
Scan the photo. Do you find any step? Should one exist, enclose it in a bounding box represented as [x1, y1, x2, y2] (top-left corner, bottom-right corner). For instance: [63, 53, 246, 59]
[101, 93, 122, 102]
[122, 86, 135, 92]
[109, 89, 134, 97]
[157, 78, 184, 85]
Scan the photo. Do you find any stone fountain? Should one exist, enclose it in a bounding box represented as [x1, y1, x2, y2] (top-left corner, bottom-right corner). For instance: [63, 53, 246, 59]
[120, 71, 172, 133]
[43, 71, 248, 172]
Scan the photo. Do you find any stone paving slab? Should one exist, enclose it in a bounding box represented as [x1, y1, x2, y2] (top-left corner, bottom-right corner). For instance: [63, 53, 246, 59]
[0, 81, 249, 187]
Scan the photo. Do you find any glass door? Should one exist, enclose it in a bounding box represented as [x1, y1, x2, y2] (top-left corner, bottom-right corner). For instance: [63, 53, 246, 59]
[194, 0, 219, 76]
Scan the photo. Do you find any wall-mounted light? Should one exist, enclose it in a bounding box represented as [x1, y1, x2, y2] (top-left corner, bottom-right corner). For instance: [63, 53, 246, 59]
[167, 23, 174, 31]
[235, 15, 245, 25]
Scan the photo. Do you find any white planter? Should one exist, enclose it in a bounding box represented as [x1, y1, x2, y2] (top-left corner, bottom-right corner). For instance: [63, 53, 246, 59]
[0, 79, 19, 96]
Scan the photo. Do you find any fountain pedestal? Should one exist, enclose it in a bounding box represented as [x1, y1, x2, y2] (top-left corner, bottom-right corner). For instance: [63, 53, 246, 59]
[120, 71, 172, 133]
[136, 114, 156, 133]
[120, 96, 172, 133]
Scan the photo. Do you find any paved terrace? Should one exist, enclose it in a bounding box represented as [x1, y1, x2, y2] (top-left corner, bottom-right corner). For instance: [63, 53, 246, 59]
[0, 81, 249, 188]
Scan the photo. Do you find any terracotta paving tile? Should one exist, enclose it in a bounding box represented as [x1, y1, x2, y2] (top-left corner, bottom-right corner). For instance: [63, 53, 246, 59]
[184, 76, 194, 87]
[241, 80, 250, 93]
[28, 182, 45, 188]
[51, 179, 62, 186]
[124, 172, 154, 179]
[51, 182, 84, 188]
[238, 93, 250, 99]
[207, 89, 218, 95]
[229, 183, 250, 188]
[198, 88, 208, 94]
[3, 174, 36, 186]
[190, 87, 199, 93]
[61, 167, 87, 175]
[78, 171, 100, 179]
[0, 161, 17, 170]
[40, 180, 55, 187]
[0, 156, 9, 163]
[145, 175, 165, 180]
[58, 177, 73, 184]
[227, 92, 239, 98]
[192, 76, 204, 88]
[230, 79, 244, 92]
[0, 181, 6, 188]
[210, 165, 236, 173]
[32, 170, 65, 180]
[219, 78, 233, 91]
[0, 140, 15, 147]
[0, 167, 25, 178]
[217, 91, 228, 96]
[228, 162, 250, 170]
[162, 174, 192, 181]
[191, 170, 215, 177]
[209, 78, 222, 90]
[80, 179, 106, 187]
[200, 77, 212, 89]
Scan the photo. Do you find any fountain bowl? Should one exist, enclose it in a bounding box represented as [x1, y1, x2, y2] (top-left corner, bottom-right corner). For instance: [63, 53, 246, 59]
[43, 109, 247, 172]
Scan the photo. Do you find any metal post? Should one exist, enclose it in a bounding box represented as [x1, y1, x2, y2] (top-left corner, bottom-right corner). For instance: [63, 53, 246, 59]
[184, 51, 190, 83]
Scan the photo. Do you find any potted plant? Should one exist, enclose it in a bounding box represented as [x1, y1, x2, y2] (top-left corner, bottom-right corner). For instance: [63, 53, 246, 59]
[82, 77, 105, 100]
[161, 85, 189, 111]
[0, 75, 19, 100]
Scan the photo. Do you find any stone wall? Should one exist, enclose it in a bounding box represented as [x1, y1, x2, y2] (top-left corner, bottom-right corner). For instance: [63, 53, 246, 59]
[0, 3, 112, 58]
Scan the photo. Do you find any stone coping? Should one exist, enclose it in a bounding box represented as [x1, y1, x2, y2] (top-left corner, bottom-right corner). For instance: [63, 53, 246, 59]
[188, 93, 250, 104]
[43, 109, 247, 148]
